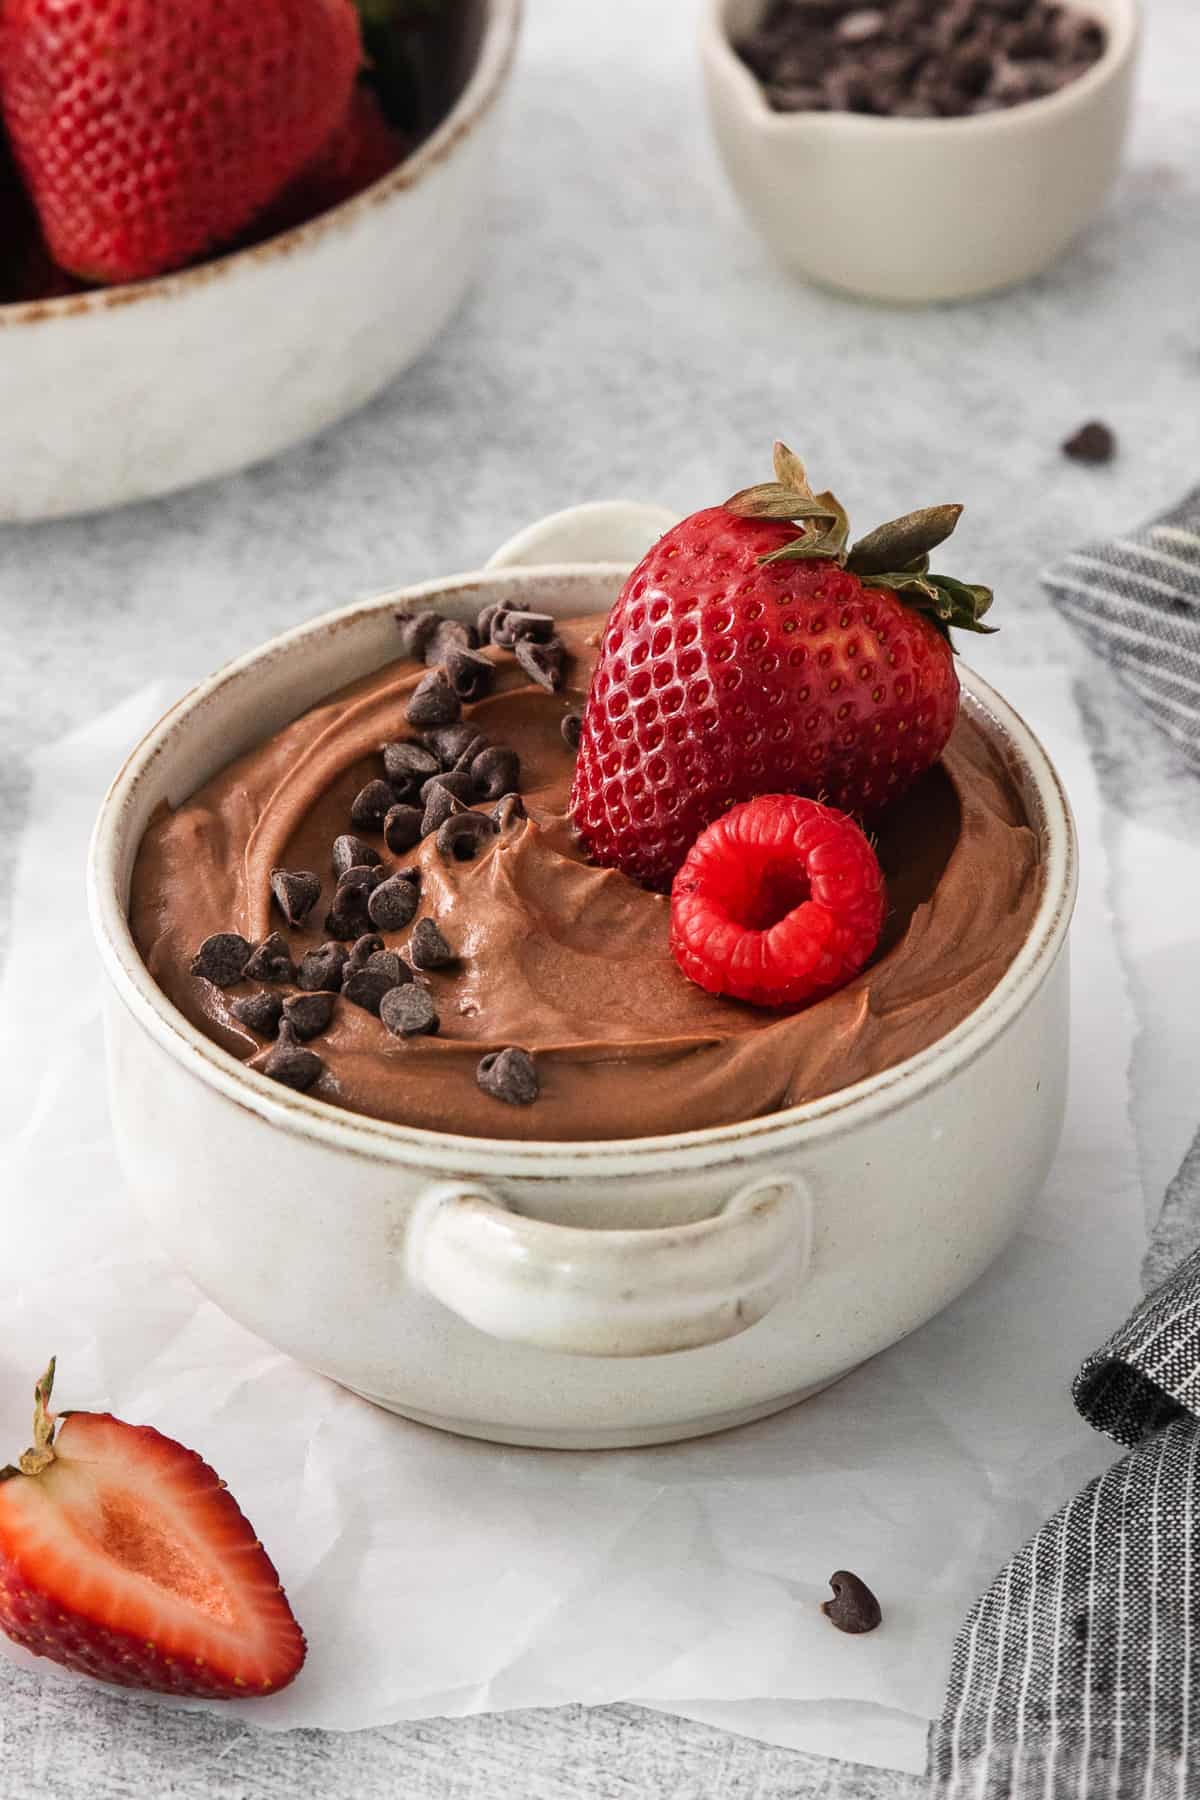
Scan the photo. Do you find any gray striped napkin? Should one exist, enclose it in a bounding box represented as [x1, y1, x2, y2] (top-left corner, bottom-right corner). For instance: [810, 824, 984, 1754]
[926, 495, 1200, 1796]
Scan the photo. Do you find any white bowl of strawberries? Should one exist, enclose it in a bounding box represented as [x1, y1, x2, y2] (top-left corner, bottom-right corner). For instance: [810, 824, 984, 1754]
[0, 0, 520, 522]
[88, 449, 1076, 1449]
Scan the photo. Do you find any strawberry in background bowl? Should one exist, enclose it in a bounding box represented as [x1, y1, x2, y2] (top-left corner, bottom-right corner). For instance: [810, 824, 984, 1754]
[0, 0, 520, 522]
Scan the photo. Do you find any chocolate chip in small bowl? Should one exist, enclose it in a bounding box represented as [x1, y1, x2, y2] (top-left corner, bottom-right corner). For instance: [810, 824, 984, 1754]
[368, 872, 421, 932]
[282, 991, 336, 1041]
[383, 803, 425, 855]
[436, 811, 497, 864]
[471, 745, 520, 802]
[380, 984, 439, 1039]
[477, 1046, 539, 1106]
[349, 779, 396, 831]
[296, 941, 348, 993]
[561, 712, 582, 752]
[422, 781, 470, 839]
[345, 932, 385, 976]
[190, 932, 252, 988]
[269, 867, 321, 928]
[332, 834, 382, 879]
[262, 1023, 324, 1093]
[424, 618, 477, 668]
[445, 647, 495, 704]
[243, 931, 296, 985]
[406, 669, 461, 730]
[325, 863, 384, 939]
[419, 768, 477, 808]
[230, 989, 283, 1038]
[491, 792, 526, 831]
[408, 916, 455, 971]
[382, 739, 440, 794]
[492, 609, 556, 649]
[395, 609, 445, 662]
[343, 957, 408, 1016]
[427, 723, 487, 772]
[514, 636, 566, 694]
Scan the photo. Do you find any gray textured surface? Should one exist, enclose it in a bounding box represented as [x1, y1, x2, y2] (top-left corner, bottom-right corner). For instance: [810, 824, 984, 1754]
[0, 0, 1197, 1793]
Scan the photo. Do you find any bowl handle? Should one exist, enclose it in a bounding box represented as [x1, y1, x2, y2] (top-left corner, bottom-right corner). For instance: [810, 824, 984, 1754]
[405, 1174, 811, 1357]
[485, 501, 678, 572]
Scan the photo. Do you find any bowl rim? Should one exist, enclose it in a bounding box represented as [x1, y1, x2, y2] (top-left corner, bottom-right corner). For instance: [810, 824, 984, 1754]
[702, 0, 1140, 139]
[88, 564, 1078, 1178]
[0, 0, 522, 329]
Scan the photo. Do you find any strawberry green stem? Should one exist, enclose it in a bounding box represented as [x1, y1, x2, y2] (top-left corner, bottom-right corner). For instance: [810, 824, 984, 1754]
[0, 1358, 59, 1482]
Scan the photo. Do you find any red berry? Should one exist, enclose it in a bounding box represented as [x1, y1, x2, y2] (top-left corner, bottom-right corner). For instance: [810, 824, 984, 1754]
[670, 795, 886, 1009]
[254, 85, 409, 240]
[570, 447, 992, 892]
[0, 0, 362, 284]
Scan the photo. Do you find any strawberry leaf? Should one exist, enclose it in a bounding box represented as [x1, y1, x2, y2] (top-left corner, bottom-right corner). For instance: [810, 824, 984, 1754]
[846, 504, 963, 577]
[861, 569, 996, 637]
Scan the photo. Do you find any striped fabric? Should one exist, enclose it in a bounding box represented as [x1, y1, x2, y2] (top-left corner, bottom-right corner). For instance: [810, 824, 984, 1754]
[1044, 486, 1200, 767]
[929, 479, 1200, 1800]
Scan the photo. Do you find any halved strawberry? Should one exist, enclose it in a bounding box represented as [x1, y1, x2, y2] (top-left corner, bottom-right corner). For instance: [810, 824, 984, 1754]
[0, 1362, 305, 1698]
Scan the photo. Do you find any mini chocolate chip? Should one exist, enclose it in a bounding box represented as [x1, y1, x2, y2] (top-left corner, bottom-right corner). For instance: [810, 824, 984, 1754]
[343, 964, 404, 1015]
[345, 932, 385, 976]
[426, 723, 487, 770]
[382, 740, 440, 789]
[445, 647, 495, 703]
[471, 745, 520, 802]
[296, 942, 348, 992]
[380, 984, 439, 1038]
[425, 618, 477, 666]
[332, 834, 382, 878]
[476, 602, 502, 643]
[263, 1025, 323, 1092]
[420, 768, 477, 807]
[368, 873, 421, 931]
[269, 867, 320, 928]
[383, 803, 424, 854]
[282, 991, 336, 1040]
[821, 1571, 882, 1635]
[561, 712, 582, 751]
[493, 609, 556, 648]
[492, 792, 526, 830]
[350, 779, 396, 830]
[422, 782, 469, 838]
[406, 669, 461, 729]
[231, 990, 283, 1037]
[326, 864, 384, 938]
[191, 932, 252, 987]
[1062, 420, 1116, 464]
[436, 810, 497, 862]
[514, 635, 566, 693]
[244, 932, 296, 984]
[366, 949, 410, 986]
[409, 916, 455, 970]
[476, 1046, 539, 1106]
[396, 609, 445, 661]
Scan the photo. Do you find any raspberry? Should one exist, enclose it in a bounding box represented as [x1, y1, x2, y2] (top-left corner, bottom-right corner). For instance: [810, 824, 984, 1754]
[669, 795, 886, 1008]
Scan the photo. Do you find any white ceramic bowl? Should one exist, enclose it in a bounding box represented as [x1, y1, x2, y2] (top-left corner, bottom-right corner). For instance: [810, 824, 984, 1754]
[0, 0, 520, 523]
[87, 502, 1077, 1449]
[701, 0, 1139, 303]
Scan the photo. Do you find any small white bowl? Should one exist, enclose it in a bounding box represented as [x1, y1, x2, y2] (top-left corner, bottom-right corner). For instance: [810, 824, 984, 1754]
[701, 0, 1139, 303]
[0, 0, 520, 523]
[87, 501, 1077, 1449]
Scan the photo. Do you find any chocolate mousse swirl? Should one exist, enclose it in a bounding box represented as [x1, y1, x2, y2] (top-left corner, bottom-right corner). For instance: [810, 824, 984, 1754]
[130, 614, 1042, 1142]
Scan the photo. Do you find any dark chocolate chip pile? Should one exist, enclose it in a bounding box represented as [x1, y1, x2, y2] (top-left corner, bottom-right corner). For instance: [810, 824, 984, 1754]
[737, 0, 1106, 118]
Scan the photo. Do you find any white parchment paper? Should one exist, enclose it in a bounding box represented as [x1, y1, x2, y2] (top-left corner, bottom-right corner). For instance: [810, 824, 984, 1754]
[0, 660, 1146, 1773]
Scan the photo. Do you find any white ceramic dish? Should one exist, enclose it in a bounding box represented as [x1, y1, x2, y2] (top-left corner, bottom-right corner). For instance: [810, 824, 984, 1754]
[87, 502, 1077, 1449]
[701, 0, 1139, 303]
[0, 0, 520, 524]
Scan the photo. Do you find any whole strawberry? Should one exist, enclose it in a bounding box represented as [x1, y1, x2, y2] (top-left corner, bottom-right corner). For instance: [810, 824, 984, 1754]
[0, 0, 363, 284]
[570, 443, 994, 890]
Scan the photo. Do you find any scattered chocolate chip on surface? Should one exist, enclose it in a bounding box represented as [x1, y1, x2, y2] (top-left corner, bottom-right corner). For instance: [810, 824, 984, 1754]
[406, 669, 461, 729]
[1062, 420, 1116, 464]
[409, 916, 455, 970]
[436, 811, 497, 863]
[422, 781, 469, 838]
[368, 872, 421, 931]
[493, 609, 556, 648]
[383, 739, 440, 792]
[332, 833, 382, 878]
[295, 941, 348, 992]
[190, 932, 252, 987]
[492, 792, 526, 830]
[231, 990, 283, 1037]
[263, 1025, 323, 1092]
[380, 984, 439, 1038]
[350, 779, 396, 830]
[343, 963, 404, 1015]
[477, 1046, 539, 1106]
[420, 768, 477, 807]
[561, 712, 582, 751]
[269, 867, 320, 928]
[344, 933, 385, 976]
[244, 931, 296, 984]
[445, 647, 495, 703]
[383, 803, 424, 854]
[470, 745, 520, 802]
[821, 1571, 882, 1635]
[282, 991, 336, 1041]
[396, 609, 445, 661]
[514, 635, 566, 693]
